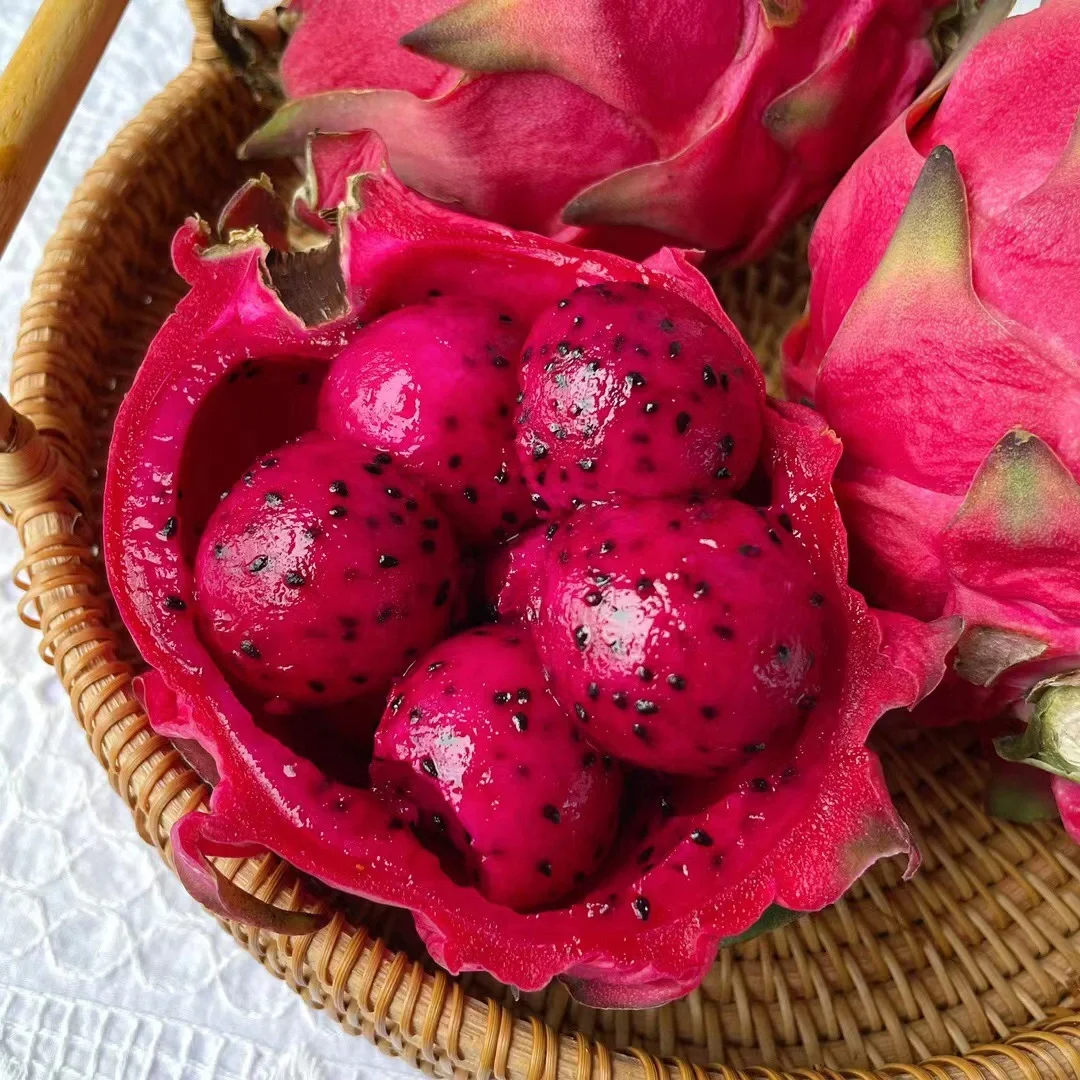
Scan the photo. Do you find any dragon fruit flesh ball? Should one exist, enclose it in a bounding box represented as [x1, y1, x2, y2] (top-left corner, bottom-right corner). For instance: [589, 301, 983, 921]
[530, 497, 829, 775]
[194, 433, 460, 708]
[372, 626, 623, 911]
[517, 281, 763, 513]
[318, 295, 535, 547]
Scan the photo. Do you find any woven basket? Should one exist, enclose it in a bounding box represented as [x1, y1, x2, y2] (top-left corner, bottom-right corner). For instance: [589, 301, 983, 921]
[3, 2, 1080, 1077]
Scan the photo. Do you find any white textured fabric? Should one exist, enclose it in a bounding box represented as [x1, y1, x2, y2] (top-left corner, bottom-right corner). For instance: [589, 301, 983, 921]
[0, 3, 419, 1078]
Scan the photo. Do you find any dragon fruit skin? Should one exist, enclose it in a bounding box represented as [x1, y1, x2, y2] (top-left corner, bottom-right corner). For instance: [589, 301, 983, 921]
[371, 627, 623, 911]
[525, 496, 827, 776]
[782, 0, 1080, 822]
[517, 282, 764, 512]
[318, 296, 534, 546]
[243, 0, 949, 260]
[195, 434, 458, 708]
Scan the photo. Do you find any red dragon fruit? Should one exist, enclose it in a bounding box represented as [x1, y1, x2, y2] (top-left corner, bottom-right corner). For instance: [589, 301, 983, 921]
[371, 626, 623, 911]
[782, 0, 1080, 831]
[521, 497, 828, 776]
[240, 0, 952, 260]
[195, 434, 458, 708]
[106, 152, 952, 1005]
[517, 281, 764, 512]
[318, 295, 533, 545]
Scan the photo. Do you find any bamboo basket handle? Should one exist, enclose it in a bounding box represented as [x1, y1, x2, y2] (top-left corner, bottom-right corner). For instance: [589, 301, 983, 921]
[0, 395, 71, 524]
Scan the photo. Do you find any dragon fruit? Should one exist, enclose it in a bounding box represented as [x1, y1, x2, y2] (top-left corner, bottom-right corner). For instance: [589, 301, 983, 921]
[318, 295, 533, 545]
[520, 497, 827, 775]
[195, 434, 458, 708]
[517, 282, 763, 511]
[106, 152, 953, 1006]
[371, 626, 623, 910]
[240, 0, 953, 260]
[782, 0, 1080, 828]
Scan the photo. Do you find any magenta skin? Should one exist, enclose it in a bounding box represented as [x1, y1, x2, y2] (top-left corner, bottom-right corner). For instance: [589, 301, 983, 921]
[530, 496, 829, 775]
[371, 626, 623, 911]
[318, 296, 535, 546]
[194, 433, 460, 708]
[516, 281, 763, 513]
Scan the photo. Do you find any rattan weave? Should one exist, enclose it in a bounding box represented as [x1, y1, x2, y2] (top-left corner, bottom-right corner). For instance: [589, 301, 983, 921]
[3, 3, 1080, 1078]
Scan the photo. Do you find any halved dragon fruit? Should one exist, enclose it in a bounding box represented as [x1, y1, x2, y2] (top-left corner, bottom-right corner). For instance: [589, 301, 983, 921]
[106, 151, 952, 1006]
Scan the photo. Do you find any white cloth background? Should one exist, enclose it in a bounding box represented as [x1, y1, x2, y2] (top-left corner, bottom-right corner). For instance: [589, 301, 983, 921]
[0, 2, 421, 1077]
[0, 0, 1045, 1078]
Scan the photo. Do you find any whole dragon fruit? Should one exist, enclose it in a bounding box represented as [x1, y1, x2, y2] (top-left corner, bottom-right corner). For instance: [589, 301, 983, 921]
[782, 0, 1080, 832]
[371, 626, 623, 911]
[195, 433, 458, 708]
[319, 296, 534, 545]
[107, 150, 952, 1006]
[239, 0, 953, 260]
[517, 282, 764, 511]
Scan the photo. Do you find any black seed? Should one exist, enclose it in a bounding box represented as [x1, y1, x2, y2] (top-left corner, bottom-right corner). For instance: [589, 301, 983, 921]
[587, 361, 601, 373]
[249, 555, 269, 573]
[810, 592, 825, 607]
[667, 674, 686, 690]
[669, 341, 682, 358]
[569, 499, 583, 511]
[739, 544, 762, 558]
[377, 606, 394, 623]
[512, 713, 529, 732]
[385, 487, 403, 499]
[574, 703, 588, 721]
[498, 312, 514, 322]
[613, 334, 626, 351]
[374, 452, 393, 465]
[586, 682, 599, 700]
[428, 661, 444, 673]
[329, 506, 347, 518]
[502, 511, 519, 526]
[213, 543, 225, 559]
[557, 341, 571, 357]
[632, 897, 650, 921]
[798, 695, 817, 711]
[364, 464, 383, 476]
[448, 454, 462, 469]
[404, 498, 419, 511]
[543, 804, 561, 824]
[409, 707, 423, 721]
[635, 344, 650, 356]
[636, 666, 654, 683]
[379, 554, 399, 569]
[693, 582, 709, 599]
[627, 371, 646, 388]
[422, 517, 439, 530]
[243, 472, 254, 485]
[421, 757, 439, 778]
[635, 701, 658, 716]
[675, 411, 691, 434]
[421, 538, 437, 553]
[632, 723, 649, 741]
[768, 528, 781, 545]
[703, 364, 717, 387]
[612, 691, 628, 709]
[389, 817, 404, 830]
[516, 687, 531, 704]
[546, 523, 559, 540]
[431, 813, 446, 831]
[240, 639, 260, 659]
[329, 480, 349, 496]
[585, 590, 603, 607]
[429, 289, 443, 297]
[776, 645, 790, 663]
[744, 742, 766, 754]
[636, 577, 652, 594]
[660, 796, 674, 818]
[532, 492, 552, 512]
[558, 298, 570, 308]
[659, 318, 674, 332]
[492, 355, 508, 367]
[578, 458, 596, 472]
[285, 571, 305, 587]
[159, 517, 178, 540]
[351, 674, 368, 685]
[752, 777, 771, 793]
[390, 694, 404, 712]
[574, 626, 589, 649]
[387, 512, 404, 526]
[494, 691, 512, 705]
[700, 705, 718, 719]
[778, 513, 794, 533]
[602, 754, 615, 771]
[463, 487, 478, 503]
[782, 765, 797, 780]
[719, 372, 730, 391]
[309, 680, 326, 694]
[714, 625, 734, 640]
[265, 492, 283, 507]
[434, 579, 451, 607]
[690, 829, 713, 847]
[638, 846, 655, 864]
[532, 442, 548, 462]
[538, 860, 553, 877]
[643, 401, 659, 415]
[600, 539, 616, 554]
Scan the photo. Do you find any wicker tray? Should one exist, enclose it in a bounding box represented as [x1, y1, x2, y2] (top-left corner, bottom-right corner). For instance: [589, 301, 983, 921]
[3, 2, 1080, 1077]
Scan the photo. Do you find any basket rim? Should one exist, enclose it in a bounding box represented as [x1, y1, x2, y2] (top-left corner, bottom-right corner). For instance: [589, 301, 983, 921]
[2, 10, 1080, 1080]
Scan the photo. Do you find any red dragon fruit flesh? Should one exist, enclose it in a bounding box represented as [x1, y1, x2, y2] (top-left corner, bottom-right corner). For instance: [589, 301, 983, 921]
[319, 295, 534, 546]
[106, 156, 954, 1007]
[371, 626, 623, 911]
[517, 281, 764, 513]
[524, 497, 828, 776]
[195, 433, 459, 709]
